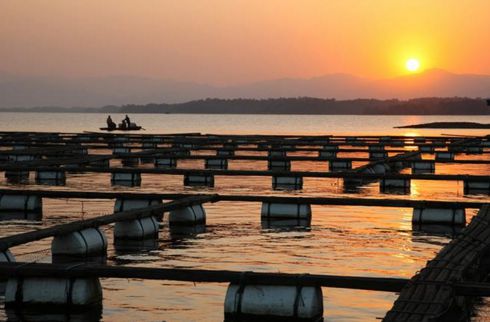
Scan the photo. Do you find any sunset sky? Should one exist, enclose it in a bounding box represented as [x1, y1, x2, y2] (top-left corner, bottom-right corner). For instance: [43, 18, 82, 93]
[1, 0, 489, 85]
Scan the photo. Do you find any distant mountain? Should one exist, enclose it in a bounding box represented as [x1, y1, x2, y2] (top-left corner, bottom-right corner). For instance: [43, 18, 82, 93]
[0, 69, 489, 108]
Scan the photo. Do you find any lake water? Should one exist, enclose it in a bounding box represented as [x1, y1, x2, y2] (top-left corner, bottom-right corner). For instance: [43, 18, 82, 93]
[0, 113, 489, 321]
[0, 112, 490, 136]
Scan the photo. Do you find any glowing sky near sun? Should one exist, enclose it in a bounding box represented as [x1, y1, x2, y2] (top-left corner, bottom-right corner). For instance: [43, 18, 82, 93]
[1, 0, 489, 84]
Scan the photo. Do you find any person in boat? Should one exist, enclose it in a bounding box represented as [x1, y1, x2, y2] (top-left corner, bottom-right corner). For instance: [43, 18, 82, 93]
[124, 115, 131, 128]
[106, 115, 116, 130]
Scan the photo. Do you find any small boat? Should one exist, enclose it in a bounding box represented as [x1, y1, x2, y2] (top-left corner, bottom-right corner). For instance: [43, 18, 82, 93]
[100, 122, 142, 131]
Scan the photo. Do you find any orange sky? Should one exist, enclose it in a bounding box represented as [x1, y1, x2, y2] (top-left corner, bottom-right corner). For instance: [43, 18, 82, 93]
[1, 0, 489, 84]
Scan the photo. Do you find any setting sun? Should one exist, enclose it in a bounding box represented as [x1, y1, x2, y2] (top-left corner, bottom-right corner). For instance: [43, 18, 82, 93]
[405, 58, 420, 72]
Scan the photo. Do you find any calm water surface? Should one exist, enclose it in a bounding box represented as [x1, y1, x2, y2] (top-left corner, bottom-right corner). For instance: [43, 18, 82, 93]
[0, 113, 489, 321]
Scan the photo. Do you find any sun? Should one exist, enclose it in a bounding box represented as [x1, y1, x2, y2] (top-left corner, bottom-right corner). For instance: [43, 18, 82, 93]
[405, 58, 420, 72]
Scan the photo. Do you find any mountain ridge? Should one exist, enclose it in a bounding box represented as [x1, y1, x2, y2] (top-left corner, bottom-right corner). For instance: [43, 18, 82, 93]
[0, 69, 489, 108]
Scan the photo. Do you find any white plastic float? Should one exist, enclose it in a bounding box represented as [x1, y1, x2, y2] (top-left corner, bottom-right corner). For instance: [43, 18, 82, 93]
[261, 202, 312, 219]
[184, 174, 214, 187]
[111, 172, 141, 186]
[329, 160, 352, 171]
[272, 176, 303, 190]
[51, 227, 108, 257]
[217, 149, 235, 157]
[224, 283, 323, 321]
[205, 158, 228, 170]
[169, 204, 206, 225]
[412, 208, 465, 225]
[5, 277, 102, 306]
[155, 158, 177, 168]
[268, 160, 291, 171]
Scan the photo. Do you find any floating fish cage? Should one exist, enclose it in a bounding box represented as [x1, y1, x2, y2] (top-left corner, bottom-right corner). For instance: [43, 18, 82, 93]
[0, 131, 489, 321]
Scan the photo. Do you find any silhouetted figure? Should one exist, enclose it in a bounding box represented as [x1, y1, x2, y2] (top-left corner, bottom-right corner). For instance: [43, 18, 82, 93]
[124, 115, 131, 127]
[486, 99, 490, 106]
[106, 115, 116, 130]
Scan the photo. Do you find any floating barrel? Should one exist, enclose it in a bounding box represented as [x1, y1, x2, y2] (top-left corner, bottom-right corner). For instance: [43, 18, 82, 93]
[343, 177, 364, 188]
[76, 134, 94, 142]
[435, 151, 454, 161]
[113, 136, 129, 143]
[114, 216, 159, 240]
[155, 157, 177, 168]
[0, 195, 42, 219]
[4, 171, 30, 183]
[412, 208, 465, 225]
[318, 150, 337, 158]
[371, 163, 391, 174]
[184, 173, 215, 187]
[329, 160, 352, 171]
[8, 154, 35, 162]
[466, 146, 483, 154]
[368, 145, 385, 152]
[224, 283, 323, 321]
[346, 137, 358, 144]
[114, 199, 163, 240]
[140, 156, 155, 164]
[114, 198, 164, 220]
[261, 202, 311, 219]
[431, 139, 446, 147]
[272, 176, 303, 190]
[89, 159, 110, 167]
[268, 160, 291, 171]
[12, 145, 28, 150]
[268, 150, 286, 158]
[112, 147, 131, 154]
[142, 142, 157, 149]
[464, 180, 490, 194]
[148, 136, 164, 143]
[411, 160, 435, 173]
[5, 277, 102, 306]
[35, 170, 66, 185]
[51, 227, 108, 258]
[121, 157, 139, 167]
[322, 144, 339, 151]
[71, 146, 88, 155]
[380, 178, 410, 193]
[175, 149, 191, 157]
[174, 143, 195, 149]
[169, 204, 206, 225]
[205, 158, 228, 170]
[448, 145, 465, 153]
[369, 151, 388, 160]
[217, 149, 235, 157]
[418, 145, 435, 153]
[390, 140, 404, 147]
[111, 172, 141, 186]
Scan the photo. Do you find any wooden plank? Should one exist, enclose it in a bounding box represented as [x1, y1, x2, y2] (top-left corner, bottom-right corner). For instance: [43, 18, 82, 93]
[0, 262, 489, 296]
[0, 188, 484, 208]
[2, 165, 488, 182]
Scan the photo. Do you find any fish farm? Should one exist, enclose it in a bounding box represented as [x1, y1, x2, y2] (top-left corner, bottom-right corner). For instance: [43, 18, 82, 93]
[0, 131, 490, 321]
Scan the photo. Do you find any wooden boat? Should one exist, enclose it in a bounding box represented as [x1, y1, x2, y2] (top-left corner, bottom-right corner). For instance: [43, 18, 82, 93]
[100, 122, 142, 131]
